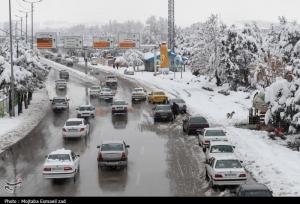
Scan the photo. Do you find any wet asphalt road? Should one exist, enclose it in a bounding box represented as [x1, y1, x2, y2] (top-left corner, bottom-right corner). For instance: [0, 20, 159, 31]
[0, 63, 238, 197]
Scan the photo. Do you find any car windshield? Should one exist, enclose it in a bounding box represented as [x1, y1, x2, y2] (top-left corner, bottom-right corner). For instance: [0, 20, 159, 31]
[91, 87, 100, 90]
[154, 92, 165, 95]
[215, 160, 242, 169]
[244, 190, 272, 197]
[113, 101, 126, 105]
[211, 145, 234, 153]
[190, 117, 207, 124]
[156, 106, 171, 111]
[79, 106, 93, 111]
[101, 143, 124, 151]
[102, 88, 111, 92]
[172, 99, 185, 103]
[56, 80, 66, 83]
[66, 121, 82, 126]
[205, 130, 226, 137]
[106, 76, 116, 79]
[53, 99, 66, 103]
[134, 89, 144, 92]
[48, 154, 71, 162]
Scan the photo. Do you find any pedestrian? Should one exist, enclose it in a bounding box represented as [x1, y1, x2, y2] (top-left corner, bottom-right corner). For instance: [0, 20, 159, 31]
[113, 63, 115, 69]
[116, 63, 119, 70]
[171, 102, 180, 119]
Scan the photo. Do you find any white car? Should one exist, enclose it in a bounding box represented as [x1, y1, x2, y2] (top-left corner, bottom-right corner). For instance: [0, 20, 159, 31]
[43, 149, 80, 180]
[55, 79, 67, 90]
[112, 100, 128, 115]
[205, 155, 247, 187]
[124, 69, 135, 75]
[198, 128, 229, 151]
[76, 105, 96, 118]
[132, 88, 147, 101]
[206, 141, 236, 160]
[99, 87, 114, 100]
[50, 97, 70, 111]
[62, 118, 90, 138]
[105, 75, 118, 87]
[89, 86, 101, 98]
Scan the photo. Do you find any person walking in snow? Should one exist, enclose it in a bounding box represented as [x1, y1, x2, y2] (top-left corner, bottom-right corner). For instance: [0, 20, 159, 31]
[171, 102, 180, 120]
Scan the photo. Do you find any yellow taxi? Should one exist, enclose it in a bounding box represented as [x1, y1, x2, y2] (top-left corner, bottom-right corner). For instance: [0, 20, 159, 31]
[148, 91, 168, 104]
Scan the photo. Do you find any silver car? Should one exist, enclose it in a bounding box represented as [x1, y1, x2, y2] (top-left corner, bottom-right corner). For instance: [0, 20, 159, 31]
[169, 98, 187, 114]
[97, 141, 130, 170]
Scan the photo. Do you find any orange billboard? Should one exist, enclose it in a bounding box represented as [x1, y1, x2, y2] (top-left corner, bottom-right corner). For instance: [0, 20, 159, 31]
[37, 38, 53, 49]
[118, 40, 136, 49]
[160, 43, 169, 68]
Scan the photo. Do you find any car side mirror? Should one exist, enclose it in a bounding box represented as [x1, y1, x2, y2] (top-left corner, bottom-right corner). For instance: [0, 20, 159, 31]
[233, 146, 236, 149]
[126, 145, 130, 148]
[67, 99, 70, 101]
[77, 155, 80, 157]
[97, 146, 100, 149]
[76, 108, 79, 110]
[240, 160, 244, 164]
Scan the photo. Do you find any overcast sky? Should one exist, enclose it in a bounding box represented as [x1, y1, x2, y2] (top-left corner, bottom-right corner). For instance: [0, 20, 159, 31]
[1, 0, 300, 28]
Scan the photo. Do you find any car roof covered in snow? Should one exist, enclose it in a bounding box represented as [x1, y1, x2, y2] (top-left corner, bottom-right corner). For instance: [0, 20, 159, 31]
[209, 141, 233, 146]
[49, 149, 71, 155]
[53, 97, 67, 100]
[79, 104, 93, 108]
[66, 118, 84, 122]
[102, 140, 124, 145]
[204, 128, 226, 131]
[212, 154, 240, 161]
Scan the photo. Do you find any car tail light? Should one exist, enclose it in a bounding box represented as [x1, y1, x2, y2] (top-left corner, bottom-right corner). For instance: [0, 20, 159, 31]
[239, 173, 247, 178]
[204, 140, 210, 144]
[64, 167, 73, 171]
[63, 128, 67, 132]
[121, 152, 126, 161]
[112, 107, 116, 110]
[97, 153, 104, 161]
[124, 107, 128, 111]
[214, 174, 223, 179]
[80, 128, 85, 132]
[43, 167, 51, 172]
[205, 124, 209, 128]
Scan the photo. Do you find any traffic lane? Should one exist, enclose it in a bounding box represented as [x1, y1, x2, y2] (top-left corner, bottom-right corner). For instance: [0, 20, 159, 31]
[0, 69, 94, 196]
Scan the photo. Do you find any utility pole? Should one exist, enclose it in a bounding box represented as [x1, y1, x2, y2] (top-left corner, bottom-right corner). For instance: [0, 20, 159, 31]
[19, 10, 30, 44]
[25, 12, 28, 43]
[9, 0, 15, 117]
[84, 48, 89, 105]
[168, 0, 175, 77]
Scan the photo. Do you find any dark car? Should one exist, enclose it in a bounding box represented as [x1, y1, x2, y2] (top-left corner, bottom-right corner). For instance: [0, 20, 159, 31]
[59, 70, 69, 80]
[183, 116, 209, 135]
[153, 105, 174, 122]
[236, 184, 273, 197]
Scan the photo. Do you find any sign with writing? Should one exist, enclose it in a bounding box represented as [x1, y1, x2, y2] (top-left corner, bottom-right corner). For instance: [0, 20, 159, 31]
[118, 33, 140, 49]
[36, 32, 57, 49]
[160, 42, 169, 68]
[93, 37, 114, 49]
[63, 36, 83, 49]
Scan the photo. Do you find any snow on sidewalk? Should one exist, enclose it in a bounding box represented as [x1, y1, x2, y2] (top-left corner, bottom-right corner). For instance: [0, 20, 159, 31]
[87, 63, 300, 196]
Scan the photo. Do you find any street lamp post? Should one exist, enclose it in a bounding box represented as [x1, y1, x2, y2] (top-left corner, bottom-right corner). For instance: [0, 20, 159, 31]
[9, 0, 15, 117]
[19, 10, 30, 44]
[23, 0, 43, 50]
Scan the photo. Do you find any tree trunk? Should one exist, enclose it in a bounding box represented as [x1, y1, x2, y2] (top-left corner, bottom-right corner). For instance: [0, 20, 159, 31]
[28, 91, 32, 104]
[215, 70, 222, 87]
[24, 92, 28, 109]
[9, 90, 13, 117]
[18, 91, 23, 115]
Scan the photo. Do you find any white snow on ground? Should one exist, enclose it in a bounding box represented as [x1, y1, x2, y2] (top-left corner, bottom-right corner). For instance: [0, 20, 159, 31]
[85, 63, 300, 196]
[0, 87, 50, 154]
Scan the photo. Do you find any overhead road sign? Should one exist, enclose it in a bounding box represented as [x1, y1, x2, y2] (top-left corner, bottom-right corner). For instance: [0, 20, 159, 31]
[118, 33, 140, 49]
[36, 32, 57, 49]
[93, 37, 115, 49]
[63, 36, 83, 49]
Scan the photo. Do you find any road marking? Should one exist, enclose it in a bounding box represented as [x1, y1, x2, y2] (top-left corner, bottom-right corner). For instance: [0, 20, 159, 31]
[136, 172, 141, 186]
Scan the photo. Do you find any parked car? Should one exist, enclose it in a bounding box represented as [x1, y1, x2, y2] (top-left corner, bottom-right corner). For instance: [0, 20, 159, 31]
[105, 75, 118, 87]
[76, 105, 96, 118]
[43, 149, 80, 180]
[206, 141, 235, 160]
[90, 67, 100, 75]
[112, 100, 128, 115]
[169, 98, 187, 114]
[148, 91, 168, 104]
[97, 140, 130, 169]
[198, 128, 229, 151]
[59, 70, 69, 80]
[205, 155, 247, 187]
[236, 184, 273, 197]
[91, 57, 98, 65]
[50, 97, 69, 112]
[65, 58, 74, 67]
[71, 56, 79, 64]
[62, 118, 90, 139]
[132, 88, 147, 102]
[182, 116, 209, 135]
[153, 105, 174, 122]
[89, 86, 101, 98]
[55, 79, 67, 90]
[124, 69, 135, 75]
[99, 87, 114, 101]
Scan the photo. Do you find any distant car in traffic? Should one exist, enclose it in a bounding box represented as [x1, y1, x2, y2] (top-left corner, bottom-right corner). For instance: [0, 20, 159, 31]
[148, 91, 168, 104]
[59, 70, 69, 80]
[89, 86, 101, 98]
[62, 118, 90, 139]
[50, 97, 69, 112]
[124, 69, 135, 75]
[182, 116, 209, 135]
[105, 75, 118, 87]
[205, 155, 247, 187]
[205, 141, 235, 160]
[43, 149, 80, 180]
[97, 140, 130, 170]
[76, 105, 96, 118]
[112, 100, 128, 115]
[198, 128, 229, 151]
[169, 98, 187, 114]
[132, 87, 147, 102]
[55, 79, 67, 90]
[153, 105, 174, 122]
[236, 184, 273, 197]
[99, 87, 114, 101]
